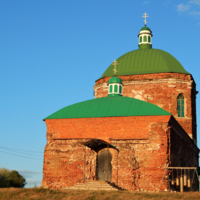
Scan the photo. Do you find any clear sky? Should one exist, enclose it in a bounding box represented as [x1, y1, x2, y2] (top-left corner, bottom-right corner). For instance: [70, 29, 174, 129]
[0, 0, 200, 188]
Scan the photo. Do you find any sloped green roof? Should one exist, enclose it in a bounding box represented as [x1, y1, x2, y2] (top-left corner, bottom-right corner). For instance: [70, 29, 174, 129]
[108, 76, 122, 84]
[44, 96, 171, 120]
[98, 49, 190, 79]
[140, 26, 151, 31]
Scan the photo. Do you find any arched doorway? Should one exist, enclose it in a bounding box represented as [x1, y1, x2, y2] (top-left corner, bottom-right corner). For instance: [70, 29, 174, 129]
[82, 139, 118, 182]
[97, 148, 112, 182]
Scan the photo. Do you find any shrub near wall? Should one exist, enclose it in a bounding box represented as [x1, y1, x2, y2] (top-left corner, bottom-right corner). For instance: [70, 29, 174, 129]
[0, 168, 26, 188]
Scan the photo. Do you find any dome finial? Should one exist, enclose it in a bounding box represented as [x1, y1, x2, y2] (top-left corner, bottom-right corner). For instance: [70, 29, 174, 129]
[142, 12, 149, 26]
[108, 59, 123, 96]
[138, 20, 153, 50]
[112, 59, 118, 76]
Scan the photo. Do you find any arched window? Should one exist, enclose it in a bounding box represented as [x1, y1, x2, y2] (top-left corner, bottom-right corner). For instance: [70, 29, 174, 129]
[109, 85, 113, 93]
[177, 94, 184, 117]
[144, 35, 147, 42]
[140, 36, 142, 43]
[148, 36, 151, 42]
[119, 85, 122, 94]
[114, 85, 118, 93]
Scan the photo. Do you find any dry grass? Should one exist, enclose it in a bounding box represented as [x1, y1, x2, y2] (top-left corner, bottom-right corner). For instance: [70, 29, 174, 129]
[0, 188, 200, 200]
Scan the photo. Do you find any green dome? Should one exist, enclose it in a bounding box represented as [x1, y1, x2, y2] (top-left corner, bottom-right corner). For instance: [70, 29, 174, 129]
[44, 96, 171, 120]
[99, 49, 190, 79]
[108, 76, 122, 84]
[140, 26, 151, 31]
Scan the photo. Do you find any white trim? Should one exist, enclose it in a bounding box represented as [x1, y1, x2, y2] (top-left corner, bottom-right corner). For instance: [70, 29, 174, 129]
[108, 83, 122, 94]
[138, 33, 152, 37]
[140, 30, 151, 34]
[139, 34, 152, 44]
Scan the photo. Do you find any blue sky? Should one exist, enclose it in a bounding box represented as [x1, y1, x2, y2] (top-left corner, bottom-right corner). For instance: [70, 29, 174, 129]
[0, 0, 200, 188]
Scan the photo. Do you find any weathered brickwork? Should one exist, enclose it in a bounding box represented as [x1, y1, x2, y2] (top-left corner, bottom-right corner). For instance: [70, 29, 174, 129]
[45, 116, 170, 142]
[42, 139, 96, 189]
[42, 115, 198, 191]
[94, 73, 197, 143]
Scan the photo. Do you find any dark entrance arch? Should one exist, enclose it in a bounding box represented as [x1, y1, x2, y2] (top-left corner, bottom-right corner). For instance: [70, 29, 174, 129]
[97, 148, 112, 182]
[82, 139, 118, 182]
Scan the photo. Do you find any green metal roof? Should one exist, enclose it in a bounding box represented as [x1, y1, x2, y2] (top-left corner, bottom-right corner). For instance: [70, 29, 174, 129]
[44, 96, 171, 120]
[108, 76, 122, 84]
[140, 26, 151, 31]
[99, 49, 190, 79]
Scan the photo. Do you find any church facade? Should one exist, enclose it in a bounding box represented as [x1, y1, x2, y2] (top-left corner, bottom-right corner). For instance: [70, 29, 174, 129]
[41, 24, 199, 191]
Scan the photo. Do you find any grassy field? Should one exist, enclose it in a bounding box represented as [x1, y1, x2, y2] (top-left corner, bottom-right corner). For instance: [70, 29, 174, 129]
[0, 188, 200, 200]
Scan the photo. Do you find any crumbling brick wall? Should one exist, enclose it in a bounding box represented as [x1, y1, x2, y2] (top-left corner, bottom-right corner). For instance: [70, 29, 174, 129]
[42, 139, 97, 189]
[42, 114, 198, 191]
[42, 116, 173, 191]
[109, 121, 170, 191]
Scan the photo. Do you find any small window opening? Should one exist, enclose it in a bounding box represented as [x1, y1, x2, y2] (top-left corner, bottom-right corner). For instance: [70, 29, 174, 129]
[109, 85, 113, 93]
[148, 36, 151, 42]
[119, 85, 122, 94]
[177, 94, 184, 117]
[140, 36, 142, 43]
[114, 85, 118, 93]
[144, 35, 147, 42]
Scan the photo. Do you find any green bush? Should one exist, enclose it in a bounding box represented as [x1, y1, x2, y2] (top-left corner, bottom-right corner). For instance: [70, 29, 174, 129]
[0, 168, 26, 188]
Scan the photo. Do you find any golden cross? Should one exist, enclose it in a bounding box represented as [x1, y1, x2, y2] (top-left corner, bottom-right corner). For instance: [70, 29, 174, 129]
[112, 59, 118, 76]
[142, 12, 149, 26]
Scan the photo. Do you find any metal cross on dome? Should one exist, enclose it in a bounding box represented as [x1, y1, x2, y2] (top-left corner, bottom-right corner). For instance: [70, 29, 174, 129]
[142, 12, 149, 26]
[112, 59, 118, 76]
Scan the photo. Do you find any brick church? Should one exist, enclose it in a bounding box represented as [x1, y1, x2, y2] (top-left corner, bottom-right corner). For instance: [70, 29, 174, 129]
[41, 21, 199, 191]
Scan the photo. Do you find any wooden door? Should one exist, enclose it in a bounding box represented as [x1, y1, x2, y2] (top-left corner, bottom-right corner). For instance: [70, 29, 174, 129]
[97, 149, 112, 182]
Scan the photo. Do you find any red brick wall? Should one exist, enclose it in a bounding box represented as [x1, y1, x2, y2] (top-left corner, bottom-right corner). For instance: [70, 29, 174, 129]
[110, 120, 170, 191]
[94, 73, 197, 142]
[45, 116, 171, 142]
[42, 116, 199, 191]
[42, 115, 198, 191]
[42, 116, 172, 191]
[42, 139, 96, 189]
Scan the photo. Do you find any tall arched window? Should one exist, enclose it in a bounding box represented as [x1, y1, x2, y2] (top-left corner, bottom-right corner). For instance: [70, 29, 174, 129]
[177, 94, 184, 117]
[148, 36, 151, 42]
[109, 85, 113, 93]
[114, 85, 118, 93]
[144, 35, 147, 42]
[119, 85, 122, 94]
